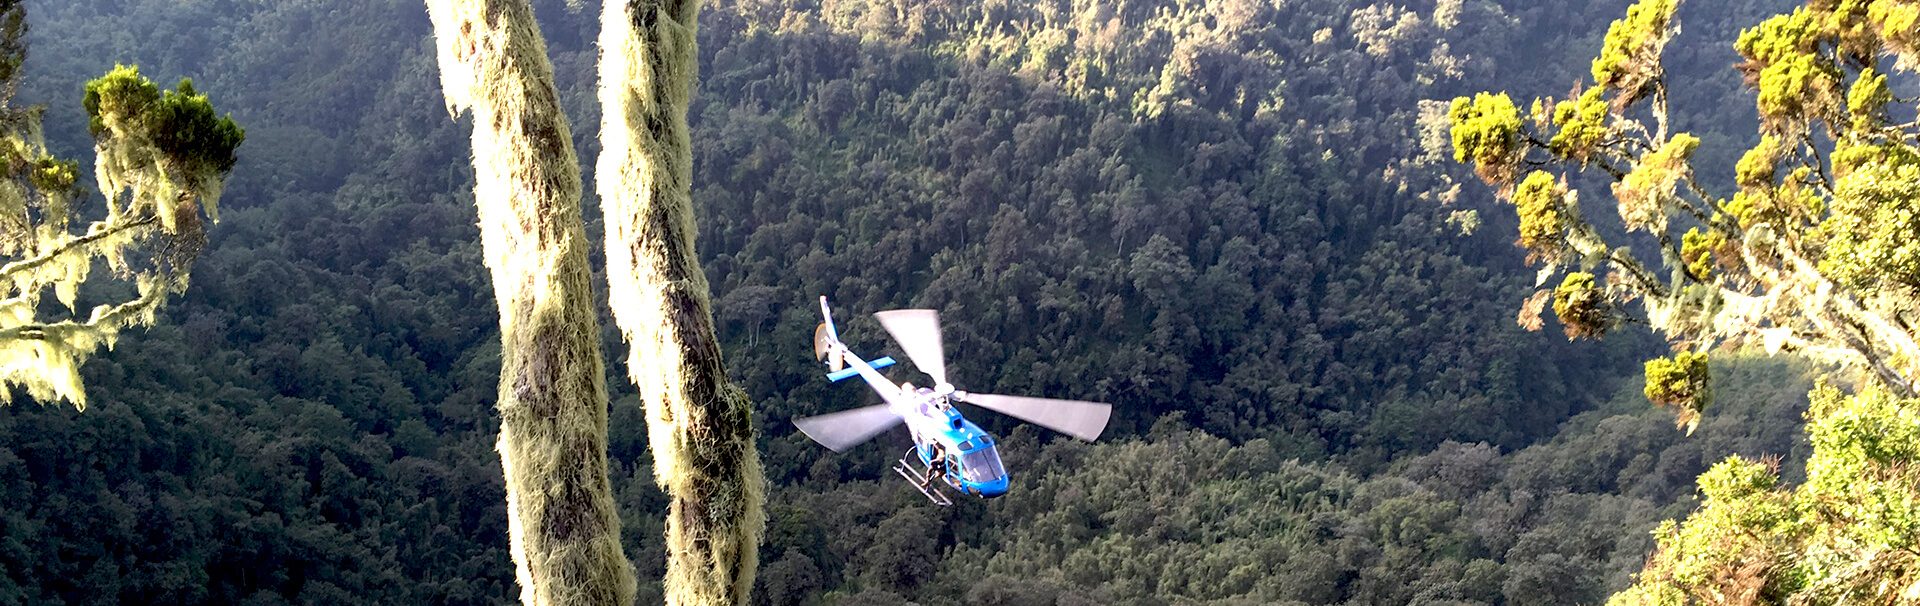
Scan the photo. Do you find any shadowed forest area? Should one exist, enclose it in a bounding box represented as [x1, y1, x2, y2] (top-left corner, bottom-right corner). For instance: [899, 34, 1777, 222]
[0, 0, 1878, 604]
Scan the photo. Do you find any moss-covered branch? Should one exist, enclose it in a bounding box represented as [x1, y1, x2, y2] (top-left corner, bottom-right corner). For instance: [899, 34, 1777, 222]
[596, 1, 765, 603]
[424, 1, 636, 603]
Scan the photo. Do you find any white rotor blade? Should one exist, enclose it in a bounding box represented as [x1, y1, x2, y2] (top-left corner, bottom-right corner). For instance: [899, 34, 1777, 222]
[873, 309, 948, 387]
[793, 405, 902, 452]
[962, 393, 1112, 442]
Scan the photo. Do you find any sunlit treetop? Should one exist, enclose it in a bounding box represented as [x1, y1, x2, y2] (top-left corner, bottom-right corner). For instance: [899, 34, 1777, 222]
[1842, 66, 1891, 131]
[1821, 155, 1920, 294]
[1451, 0, 1920, 599]
[1678, 226, 1734, 282]
[1509, 170, 1568, 261]
[0, 60, 241, 408]
[84, 65, 244, 228]
[1552, 271, 1612, 340]
[1868, 2, 1920, 63]
[1609, 384, 1920, 604]
[1642, 351, 1710, 433]
[1733, 135, 1783, 189]
[1448, 0, 1920, 401]
[1447, 92, 1522, 185]
[1734, 9, 1819, 69]
[1755, 49, 1843, 130]
[1611, 133, 1698, 234]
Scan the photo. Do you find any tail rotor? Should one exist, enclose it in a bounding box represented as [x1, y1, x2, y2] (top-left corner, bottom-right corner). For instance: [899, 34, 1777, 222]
[816, 296, 844, 372]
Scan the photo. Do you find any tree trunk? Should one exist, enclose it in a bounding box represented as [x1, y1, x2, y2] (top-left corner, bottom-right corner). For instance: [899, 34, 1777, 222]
[423, 1, 637, 604]
[596, 1, 766, 604]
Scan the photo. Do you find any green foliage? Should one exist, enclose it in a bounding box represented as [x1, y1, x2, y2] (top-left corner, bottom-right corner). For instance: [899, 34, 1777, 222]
[1844, 67, 1891, 131]
[1830, 138, 1918, 178]
[84, 65, 244, 224]
[1453, 0, 1920, 417]
[1548, 87, 1611, 161]
[1866, 1, 1920, 61]
[1590, 0, 1678, 104]
[1694, 456, 1778, 501]
[1612, 133, 1697, 233]
[1448, 92, 1523, 184]
[148, 78, 245, 177]
[1553, 272, 1611, 339]
[898, 358, 1818, 606]
[0, 0, 1803, 604]
[0, 37, 239, 409]
[1679, 227, 1730, 281]
[1643, 352, 1709, 432]
[1801, 384, 1920, 553]
[81, 64, 161, 138]
[1821, 152, 1920, 293]
[1511, 170, 1566, 259]
[1754, 50, 1842, 128]
[1610, 469, 1794, 605]
[688, 0, 1625, 461]
[1734, 9, 1818, 69]
[1724, 168, 1825, 231]
[26, 155, 77, 193]
[1615, 383, 1920, 604]
[1733, 134, 1781, 189]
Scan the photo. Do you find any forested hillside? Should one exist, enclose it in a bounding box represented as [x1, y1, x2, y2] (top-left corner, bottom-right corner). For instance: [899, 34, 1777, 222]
[0, 0, 1819, 604]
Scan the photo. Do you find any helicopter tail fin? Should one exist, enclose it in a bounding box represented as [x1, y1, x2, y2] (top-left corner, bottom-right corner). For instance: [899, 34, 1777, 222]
[815, 322, 845, 371]
[816, 296, 844, 371]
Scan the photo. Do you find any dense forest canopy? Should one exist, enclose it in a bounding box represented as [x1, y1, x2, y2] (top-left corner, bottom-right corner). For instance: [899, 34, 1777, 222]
[0, 0, 1870, 604]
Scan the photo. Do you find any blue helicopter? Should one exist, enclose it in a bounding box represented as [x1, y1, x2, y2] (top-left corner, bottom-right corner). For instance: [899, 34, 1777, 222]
[795, 297, 1113, 505]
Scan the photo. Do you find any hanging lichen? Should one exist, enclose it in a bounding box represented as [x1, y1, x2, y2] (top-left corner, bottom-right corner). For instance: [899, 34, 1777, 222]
[0, 2, 241, 410]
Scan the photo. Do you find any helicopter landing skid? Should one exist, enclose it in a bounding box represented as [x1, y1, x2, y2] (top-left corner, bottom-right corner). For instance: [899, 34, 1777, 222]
[891, 457, 953, 506]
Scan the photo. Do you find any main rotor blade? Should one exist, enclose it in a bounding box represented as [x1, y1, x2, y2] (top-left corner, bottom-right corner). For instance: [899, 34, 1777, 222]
[961, 393, 1112, 442]
[873, 309, 948, 387]
[793, 405, 903, 452]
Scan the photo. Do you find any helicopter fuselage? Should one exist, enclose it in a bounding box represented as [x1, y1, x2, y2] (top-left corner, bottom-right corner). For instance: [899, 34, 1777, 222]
[896, 393, 1010, 497]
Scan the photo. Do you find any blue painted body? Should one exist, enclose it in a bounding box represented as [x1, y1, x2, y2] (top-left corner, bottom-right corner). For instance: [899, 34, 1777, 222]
[915, 407, 1010, 497]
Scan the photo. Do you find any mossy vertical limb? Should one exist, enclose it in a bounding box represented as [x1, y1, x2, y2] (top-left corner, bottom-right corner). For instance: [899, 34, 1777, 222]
[423, 1, 637, 604]
[597, 1, 766, 604]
